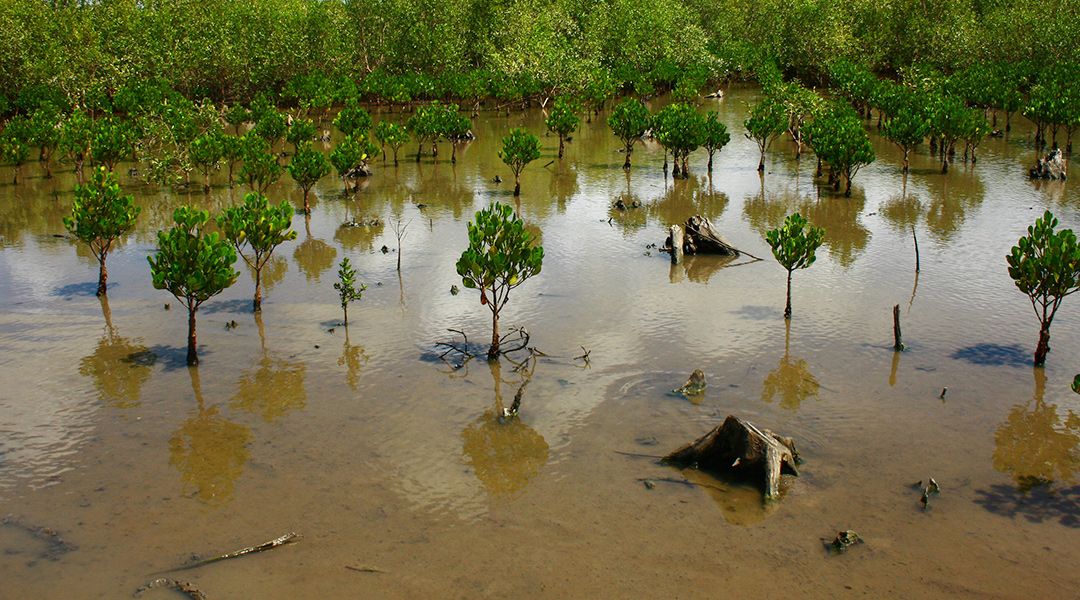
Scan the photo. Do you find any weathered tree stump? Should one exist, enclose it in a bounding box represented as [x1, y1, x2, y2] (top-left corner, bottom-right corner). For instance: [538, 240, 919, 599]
[664, 215, 741, 260]
[669, 224, 684, 265]
[663, 415, 799, 500]
[1029, 148, 1067, 180]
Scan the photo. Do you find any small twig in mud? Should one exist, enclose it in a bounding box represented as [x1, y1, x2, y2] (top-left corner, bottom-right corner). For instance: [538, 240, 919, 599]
[615, 450, 665, 459]
[939, 387, 948, 400]
[134, 578, 207, 600]
[168, 532, 299, 572]
[345, 565, 385, 574]
[574, 346, 591, 366]
[498, 327, 531, 354]
[435, 328, 474, 363]
[635, 477, 726, 492]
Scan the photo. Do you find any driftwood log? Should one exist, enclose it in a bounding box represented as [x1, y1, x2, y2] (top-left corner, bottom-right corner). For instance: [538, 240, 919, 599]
[663, 415, 799, 500]
[664, 216, 740, 264]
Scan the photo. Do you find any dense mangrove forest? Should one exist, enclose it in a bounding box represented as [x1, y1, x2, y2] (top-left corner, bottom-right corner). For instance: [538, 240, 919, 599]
[1, 0, 1079, 598]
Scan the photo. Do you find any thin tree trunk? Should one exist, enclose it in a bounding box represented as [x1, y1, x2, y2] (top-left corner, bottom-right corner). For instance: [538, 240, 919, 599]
[187, 306, 198, 366]
[893, 304, 903, 350]
[1034, 322, 1051, 366]
[784, 270, 793, 320]
[303, 189, 310, 214]
[514, 178, 521, 196]
[96, 256, 108, 297]
[488, 307, 500, 359]
[903, 148, 910, 173]
[253, 267, 262, 312]
[707, 151, 714, 172]
[558, 136, 565, 159]
[624, 145, 632, 169]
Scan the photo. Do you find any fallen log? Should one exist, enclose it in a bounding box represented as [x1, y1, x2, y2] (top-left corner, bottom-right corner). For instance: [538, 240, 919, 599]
[662, 415, 799, 500]
[169, 532, 299, 572]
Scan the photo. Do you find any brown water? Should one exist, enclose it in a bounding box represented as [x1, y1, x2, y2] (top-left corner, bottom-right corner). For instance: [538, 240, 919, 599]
[1, 87, 1078, 598]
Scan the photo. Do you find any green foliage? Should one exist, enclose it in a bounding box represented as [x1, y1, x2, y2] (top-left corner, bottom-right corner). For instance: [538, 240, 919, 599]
[237, 134, 283, 193]
[0, 118, 30, 182]
[440, 107, 473, 163]
[286, 118, 317, 151]
[189, 132, 226, 192]
[148, 206, 239, 365]
[217, 192, 297, 311]
[333, 99, 372, 137]
[253, 110, 288, 145]
[498, 128, 542, 196]
[333, 257, 366, 326]
[653, 103, 705, 176]
[455, 202, 544, 358]
[766, 213, 825, 319]
[329, 134, 368, 192]
[1006, 211, 1080, 366]
[374, 120, 410, 165]
[287, 146, 331, 213]
[406, 102, 445, 160]
[744, 96, 788, 171]
[63, 166, 141, 296]
[701, 111, 731, 171]
[225, 104, 251, 134]
[545, 97, 580, 159]
[1073, 374, 1080, 395]
[607, 98, 652, 168]
[805, 103, 875, 196]
[90, 117, 135, 172]
[59, 109, 94, 174]
[928, 93, 968, 173]
[881, 107, 930, 171]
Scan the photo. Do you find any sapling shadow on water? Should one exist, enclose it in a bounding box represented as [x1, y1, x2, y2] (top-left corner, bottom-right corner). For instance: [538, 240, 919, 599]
[766, 213, 825, 320]
[456, 202, 544, 359]
[333, 257, 366, 327]
[64, 166, 142, 297]
[1006, 210, 1080, 366]
[148, 207, 239, 366]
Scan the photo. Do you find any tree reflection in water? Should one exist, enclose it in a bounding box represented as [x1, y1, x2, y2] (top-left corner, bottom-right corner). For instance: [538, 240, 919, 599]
[993, 368, 1080, 490]
[761, 320, 820, 411]
[460, 359, 549, 496]
[169, 368, 251, 506]
[293, 215, 337, 283]
[230, 313, 307, 422]
[79, 296, 152, 408]
[338, 327, 368, 391]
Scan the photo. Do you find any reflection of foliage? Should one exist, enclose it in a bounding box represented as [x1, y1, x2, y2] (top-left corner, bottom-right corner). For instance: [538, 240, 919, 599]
[293, 236, 337, 282]
[334, 221, 384, 252]
[648, 179, 729, 228]
[79, 332, 152, 409]
[761, 354, 820, 410]
[231, 357, 307, 422]
[881, 193, 924, 234]
[338, 338, 368, 391]
[247, 254, 288, 292]
[461, 409, 549, 496]
[169, 405, 251, 506]
[922, 175, 984, 243]
[800, 196, 869, 268]
[993, 370, 1080, 489]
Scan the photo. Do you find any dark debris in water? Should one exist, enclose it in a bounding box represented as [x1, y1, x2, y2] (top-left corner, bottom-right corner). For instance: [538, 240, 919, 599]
[950, 343, 1029, 367]
[122, 350, 158, 367]
[825, 530, 864, 554]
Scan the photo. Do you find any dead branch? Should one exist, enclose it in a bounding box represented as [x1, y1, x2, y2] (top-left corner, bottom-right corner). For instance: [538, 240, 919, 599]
[345, 565, 385, 574]
[170, 532, 299, 572]
[134, 579, 207, 600]
[498, 327, 531, 354]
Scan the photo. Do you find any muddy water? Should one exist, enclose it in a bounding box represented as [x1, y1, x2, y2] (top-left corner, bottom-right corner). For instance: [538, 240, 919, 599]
[1, 86, 1078, 598]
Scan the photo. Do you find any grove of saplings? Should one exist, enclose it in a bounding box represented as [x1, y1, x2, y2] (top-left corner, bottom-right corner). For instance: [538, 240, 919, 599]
[2, 0, 1078, 368]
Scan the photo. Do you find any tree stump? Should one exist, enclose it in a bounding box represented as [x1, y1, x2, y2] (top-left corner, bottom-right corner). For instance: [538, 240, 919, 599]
[663, 415, 800, 500]
[664, 216, 740, 259]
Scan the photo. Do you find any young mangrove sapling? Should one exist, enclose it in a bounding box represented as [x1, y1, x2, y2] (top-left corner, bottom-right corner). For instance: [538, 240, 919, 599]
[456, 202, 544, 359]
[766, 213, 826, 320]
[217, 192, 297, 312]
[148, 207, 239, 366]
[1006, 210, 1080, 366]
[64, 166, 142, 297]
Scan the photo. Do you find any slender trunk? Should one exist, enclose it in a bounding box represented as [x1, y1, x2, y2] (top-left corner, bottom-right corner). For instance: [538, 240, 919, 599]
[903, 148, 910, 173]
[343, 303, 349, 327]
[393, 149, 399, 166]
[204, 170, 210, 194]
[253, 267, 262, 312]
[558, 136, 565, 159]
[757, 149, 765, 172]
[1034, 322, 1051, 366]
[942, 154, 949, 174]
[912, 225, 920, 273]
[451, 144, 457, 164]
[707, 151, 714, 172]
[96, 256, 108, 297]
[187, 305, 198, 366]
[816, 157, 822, 178]
[623, 145, 632, 169]
[513, 179, 521, 196]
[784, 270, 793, 320]
[416, 144, 422, 162]
[1006, 111, 1012, 133]
[488, 307, 500, 359]
[844, 176, 852, 197]
[893, 304, 903, 351]
[303, 188, 310, 214]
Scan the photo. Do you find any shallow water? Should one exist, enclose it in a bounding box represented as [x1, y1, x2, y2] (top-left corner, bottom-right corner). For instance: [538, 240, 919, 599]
[1, 86, 1078, 598]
